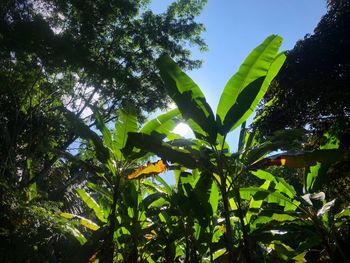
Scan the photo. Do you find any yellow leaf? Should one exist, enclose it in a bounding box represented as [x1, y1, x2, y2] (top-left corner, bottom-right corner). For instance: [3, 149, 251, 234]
[60, 213, 100, 231]
[79, 218, 100, 231]
[128, 160, 166, 180]
[144, 230, 157, 240]
[60, 212, 75, 219]
[266, 157, 287, 166]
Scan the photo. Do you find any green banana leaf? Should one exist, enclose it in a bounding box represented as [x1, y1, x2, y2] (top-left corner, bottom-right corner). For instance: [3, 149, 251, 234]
[209, 180, 219, 215]
[219, 76, 264, 135]
[124, 132, 200, 169]
[141, 108, 181, 138]
[305, 133, 340, 193]
[251, 170, 297, 199]
[155, 175, 173, 196]
[156, 54, 217, 143]
[61, 212, 100, 231]
[239, 187, 299, 211]
[142, 192, 169, 208]
[305, 163, 322, 193]
[76, 188, 107, 223]
[238, 122, 247, 153]
[95, 112, 113, 150]
[114, 109, 138, 151]
[86, 182, 112, 202]
[65, 225, 87, 245]
[216, 35, 284, 134]
[241, 128, 307, 165]
[55, 150, 104, 174]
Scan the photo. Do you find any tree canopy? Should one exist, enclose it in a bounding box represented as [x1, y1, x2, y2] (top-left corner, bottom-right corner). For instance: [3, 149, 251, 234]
[0, 0, 207, 185]
[0, 1, 208, 260]
[254, 0, 350, 139]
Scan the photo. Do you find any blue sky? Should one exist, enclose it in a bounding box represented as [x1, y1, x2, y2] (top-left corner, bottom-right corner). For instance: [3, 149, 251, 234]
[150, 0, 327, 183]
[189, 0, 326, 107]
[151, 0, 326, 139]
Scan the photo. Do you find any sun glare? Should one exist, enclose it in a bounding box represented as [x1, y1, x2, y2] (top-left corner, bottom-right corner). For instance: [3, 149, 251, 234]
[172, 122, 190, 137]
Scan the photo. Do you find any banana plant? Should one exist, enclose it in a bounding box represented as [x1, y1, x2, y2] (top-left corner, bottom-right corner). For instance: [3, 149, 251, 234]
[213, 121, 350, 262]
[140, 169, 221, 262]
[124, 35, 286, 262]
[124, 35, 350, 262]
[61, 107, 182, 262]
[232, 131, 349, 262]
[238, 168, 349, 262]
[60, 35, 350, 262]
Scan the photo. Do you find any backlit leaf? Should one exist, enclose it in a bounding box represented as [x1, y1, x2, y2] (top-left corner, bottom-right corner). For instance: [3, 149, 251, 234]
[217, 35, 284, 131]
[124, 132, 200, 169]
[251, 149, 350, 169]
[60, 213, 100, 231]
[209, 181, 219, 214]
[156, 54, 217, 143]
[114, 109, 138, 152]
[305, 162, 321, 193]
[66, 225, 87, 245]
[141, 108, 181, 138]
[79, 217, 100, 231]
[128, 160, 167, 180]
[76, 188, 107, 223]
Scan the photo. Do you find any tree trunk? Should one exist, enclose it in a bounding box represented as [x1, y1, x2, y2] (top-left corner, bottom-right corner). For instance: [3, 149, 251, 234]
[99, 179, 120, 263]
[234, 186, 250, 263]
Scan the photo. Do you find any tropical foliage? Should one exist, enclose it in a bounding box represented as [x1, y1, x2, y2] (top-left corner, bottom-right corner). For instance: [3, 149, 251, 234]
[0, 0, 208, 260]
[0, 0, 207, 205]
[23, 35, 347, 262]
[1, 2, 349, 259]
[121, 35, 349, 262]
